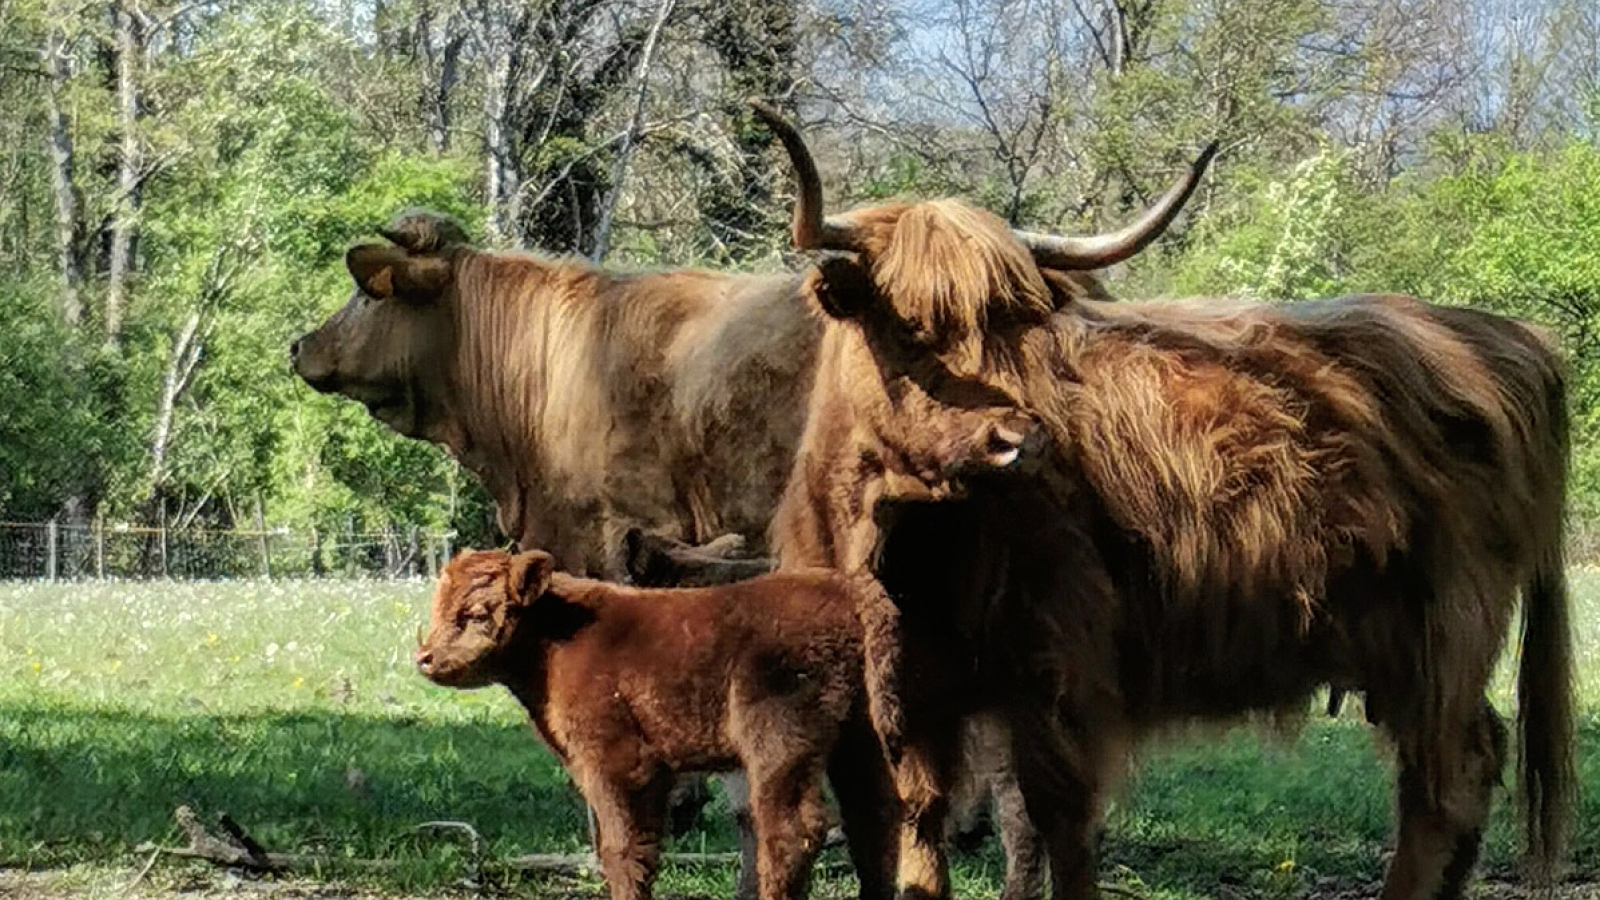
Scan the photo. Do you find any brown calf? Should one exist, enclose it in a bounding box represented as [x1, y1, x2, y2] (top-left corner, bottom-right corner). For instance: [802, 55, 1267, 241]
[415, 548, 899, 900]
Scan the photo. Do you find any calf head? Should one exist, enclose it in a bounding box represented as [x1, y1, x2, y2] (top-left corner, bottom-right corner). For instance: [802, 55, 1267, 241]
[416, 548, 556, 688]
[291, 209, 470, 439]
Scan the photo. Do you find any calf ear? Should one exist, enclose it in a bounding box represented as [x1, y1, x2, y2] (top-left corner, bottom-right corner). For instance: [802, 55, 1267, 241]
[345, 243, 454, 303]
[806, 255, 876, 320]
[506, 550, 556, 604]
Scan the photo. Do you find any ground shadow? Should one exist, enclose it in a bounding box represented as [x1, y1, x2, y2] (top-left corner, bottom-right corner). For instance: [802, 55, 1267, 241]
[1, 704, 1596, 896]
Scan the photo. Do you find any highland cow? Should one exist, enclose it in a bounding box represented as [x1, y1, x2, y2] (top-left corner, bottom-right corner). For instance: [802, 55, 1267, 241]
[752, 101, 1575, 900]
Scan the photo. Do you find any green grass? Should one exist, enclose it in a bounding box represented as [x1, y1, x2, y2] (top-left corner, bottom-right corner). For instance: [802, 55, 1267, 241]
[1, 573, 1598, 898]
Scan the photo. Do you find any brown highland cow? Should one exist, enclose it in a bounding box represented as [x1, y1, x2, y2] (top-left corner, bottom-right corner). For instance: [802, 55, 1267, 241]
[415, 548, 902, 900]
[751, 101, 1576, 900]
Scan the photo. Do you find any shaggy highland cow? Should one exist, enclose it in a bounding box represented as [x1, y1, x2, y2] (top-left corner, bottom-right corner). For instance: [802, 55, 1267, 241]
[751, 100, 1575, 900]
[416, 548, 902, 900]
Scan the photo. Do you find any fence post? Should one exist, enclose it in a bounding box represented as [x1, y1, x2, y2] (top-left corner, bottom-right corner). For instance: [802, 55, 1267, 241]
[94, 516, 105, 580]
[158, 503, 169, 579]
[425, 532, 437, 579]
[384, 524, 397, 576]
[254, 496, 272, 581]
[344, 515, 356, 577]
[45, 519, 58, 582]
[408, 526, 420, 579]
[310, 526, 325, 577]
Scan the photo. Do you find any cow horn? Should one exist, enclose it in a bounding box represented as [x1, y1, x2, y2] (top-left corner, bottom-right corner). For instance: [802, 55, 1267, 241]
[379, 209, 473, 254]
[747, 99, 863, 252]
[1012, 141, 1219, 270]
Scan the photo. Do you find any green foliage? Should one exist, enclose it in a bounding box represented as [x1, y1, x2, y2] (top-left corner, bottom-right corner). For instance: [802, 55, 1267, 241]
[0, 282, 119, 519]
[7, 0, 1600, 537]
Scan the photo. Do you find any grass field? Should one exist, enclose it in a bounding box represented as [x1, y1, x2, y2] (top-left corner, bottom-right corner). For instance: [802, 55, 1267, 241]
[1, 575, 1598, 900]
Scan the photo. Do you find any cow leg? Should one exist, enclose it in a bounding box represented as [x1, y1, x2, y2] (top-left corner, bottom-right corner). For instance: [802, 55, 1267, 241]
[717, 770, 761, 900]
[1377, 699, 1506, 900]
[892, 718, 963, 900]
[828, 721, 901, 900]
[953, 714, 1045, 900]
[991, 764, 1047, 900]
[585, 772, 673, 900]
[1008, 716, 1111, 900]
[748, 759, 831, 900]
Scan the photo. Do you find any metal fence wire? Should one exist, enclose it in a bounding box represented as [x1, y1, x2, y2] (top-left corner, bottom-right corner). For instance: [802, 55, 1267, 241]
[0, 521, 455, 581]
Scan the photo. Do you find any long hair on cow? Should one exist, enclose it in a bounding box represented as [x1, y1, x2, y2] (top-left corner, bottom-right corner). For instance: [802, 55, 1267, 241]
[751, 99, 1574, 900]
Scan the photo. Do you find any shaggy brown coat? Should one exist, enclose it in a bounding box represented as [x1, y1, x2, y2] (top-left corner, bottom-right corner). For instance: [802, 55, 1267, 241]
[762, 128, 1575, 900]
[415, 548, 900, 900]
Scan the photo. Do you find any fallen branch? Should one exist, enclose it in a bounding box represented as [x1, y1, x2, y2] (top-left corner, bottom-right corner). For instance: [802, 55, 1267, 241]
[134, 806, 394, 872]
[134, 807, 849, 879]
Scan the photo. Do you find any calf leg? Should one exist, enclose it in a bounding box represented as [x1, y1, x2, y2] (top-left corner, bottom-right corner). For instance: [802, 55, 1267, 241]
[748, 759, 832, 900]
[828, 722, 901, 900]
[585, 773, 674, 900]
[1378, 699, 1507, 900]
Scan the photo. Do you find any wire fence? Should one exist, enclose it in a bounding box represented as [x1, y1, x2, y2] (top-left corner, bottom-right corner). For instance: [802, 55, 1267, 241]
[0, 520, 456, 582]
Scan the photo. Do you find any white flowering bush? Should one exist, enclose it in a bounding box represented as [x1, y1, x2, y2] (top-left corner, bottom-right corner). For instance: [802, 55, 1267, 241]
[1165, 146, 1351, 303]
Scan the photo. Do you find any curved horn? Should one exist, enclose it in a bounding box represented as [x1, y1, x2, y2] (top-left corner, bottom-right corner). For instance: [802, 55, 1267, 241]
[747, 99, 862, 252]
[1015, 141, 1219, 270]
[380, 208, 473, 254]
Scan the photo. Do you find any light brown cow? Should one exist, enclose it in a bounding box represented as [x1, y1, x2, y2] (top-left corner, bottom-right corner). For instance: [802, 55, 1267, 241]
[415, 548, 899, 900]
[754, 102, 1575, 900]
[290, 210, 1113, 579]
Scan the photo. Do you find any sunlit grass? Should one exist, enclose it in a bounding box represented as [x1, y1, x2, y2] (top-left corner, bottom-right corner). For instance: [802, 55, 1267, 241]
[1, 573, 1597, 898]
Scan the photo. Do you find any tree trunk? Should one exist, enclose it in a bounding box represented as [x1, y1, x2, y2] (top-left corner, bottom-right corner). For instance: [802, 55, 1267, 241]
[478, 6, 523, 245]
[148, 310, 203, 508]
[42, 24, 84, 328]
[106, 0, 144, 346]
[419, 3, 466, 154]
[700, 0, 797, 261]
[590, 0, 677, 262]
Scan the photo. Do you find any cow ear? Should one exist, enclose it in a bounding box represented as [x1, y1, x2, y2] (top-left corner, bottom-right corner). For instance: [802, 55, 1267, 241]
[1040, 268, 1115, 309]
[506, 550, 555, 605]
[806, 256, 875, 320]
[345, 243, 454, 304]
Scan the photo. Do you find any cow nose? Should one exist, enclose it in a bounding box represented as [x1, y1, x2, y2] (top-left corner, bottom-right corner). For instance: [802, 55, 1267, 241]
[288, 338, 301, 362]
[414, 647, 433, 673]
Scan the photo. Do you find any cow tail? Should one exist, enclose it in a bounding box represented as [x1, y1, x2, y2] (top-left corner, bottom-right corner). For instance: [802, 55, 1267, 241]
[1518, 528, 1575, 884]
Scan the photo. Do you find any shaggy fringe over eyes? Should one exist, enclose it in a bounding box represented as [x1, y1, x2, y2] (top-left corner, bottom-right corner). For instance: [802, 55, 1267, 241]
[868, 201, 1054, 370]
